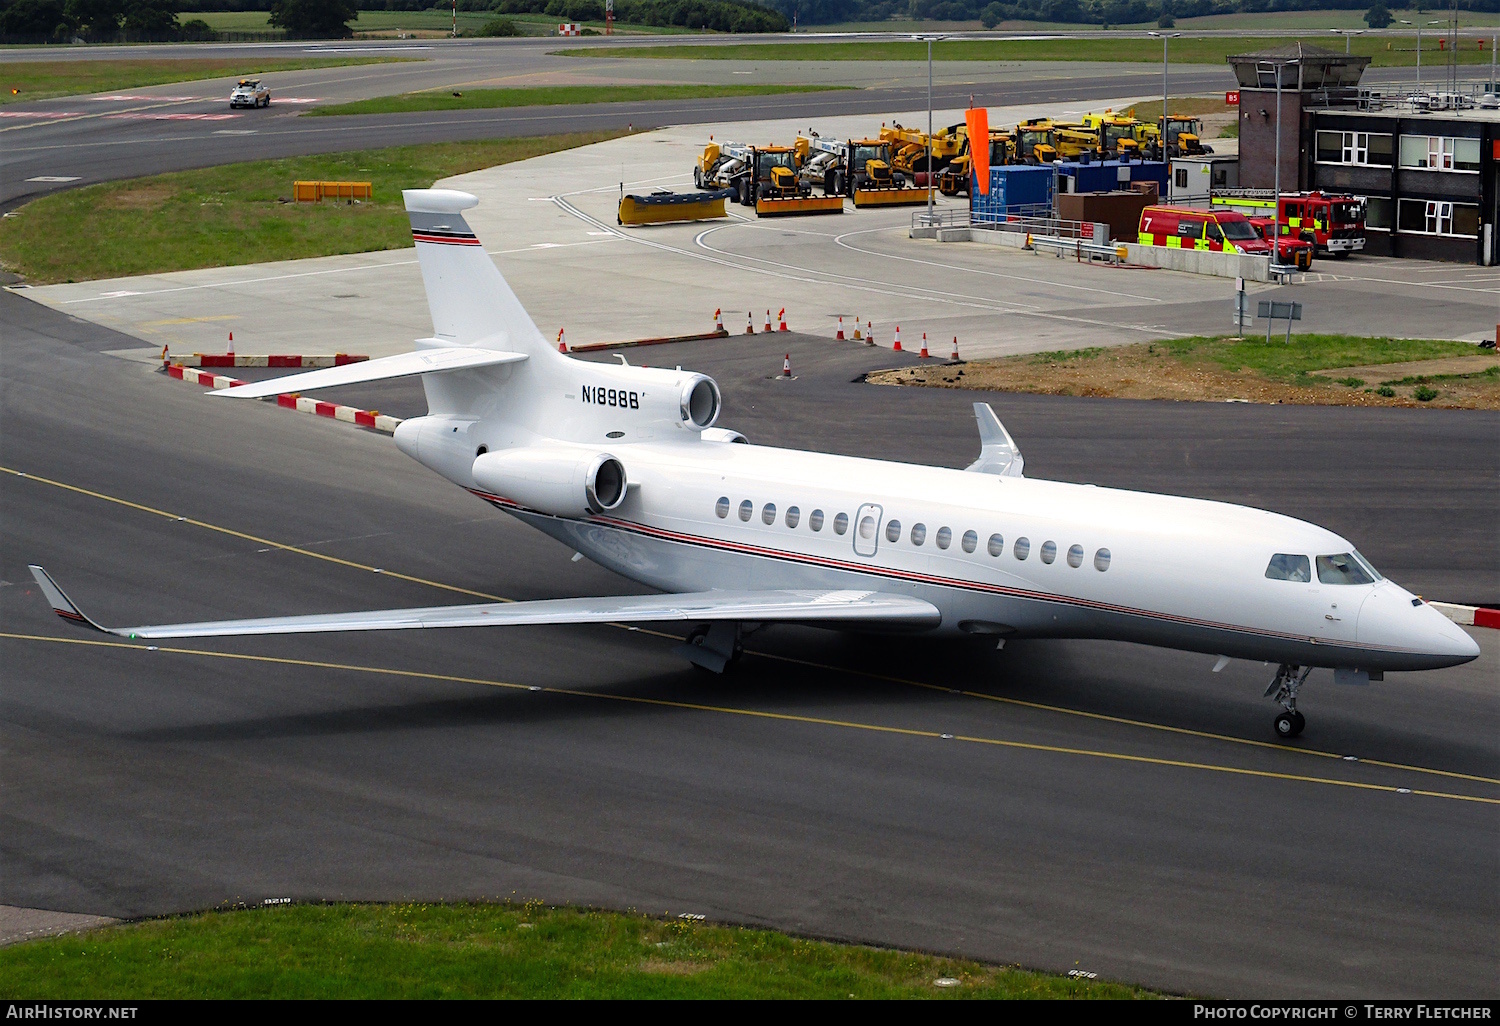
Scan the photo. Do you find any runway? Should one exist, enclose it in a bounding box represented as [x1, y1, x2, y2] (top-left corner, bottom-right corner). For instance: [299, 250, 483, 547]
[2, 289, 1495, 997]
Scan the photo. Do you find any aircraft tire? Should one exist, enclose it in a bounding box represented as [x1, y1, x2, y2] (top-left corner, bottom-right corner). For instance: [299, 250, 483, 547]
[1274, 711, 1304, 739]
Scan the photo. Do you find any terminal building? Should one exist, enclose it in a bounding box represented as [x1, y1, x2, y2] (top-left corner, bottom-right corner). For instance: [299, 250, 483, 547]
[1230, 42, 1499, 264]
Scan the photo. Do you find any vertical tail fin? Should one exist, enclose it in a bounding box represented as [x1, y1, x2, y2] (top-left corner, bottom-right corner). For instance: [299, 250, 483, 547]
[403, 189, 551, 357]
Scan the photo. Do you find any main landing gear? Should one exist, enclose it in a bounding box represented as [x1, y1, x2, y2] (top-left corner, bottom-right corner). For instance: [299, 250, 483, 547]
[1265, 663, 1311, 739]
[675, 622, 744, 674]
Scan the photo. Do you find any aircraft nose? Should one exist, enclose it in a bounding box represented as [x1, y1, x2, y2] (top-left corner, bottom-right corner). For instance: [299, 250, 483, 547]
[1357, 588, 1481, 667]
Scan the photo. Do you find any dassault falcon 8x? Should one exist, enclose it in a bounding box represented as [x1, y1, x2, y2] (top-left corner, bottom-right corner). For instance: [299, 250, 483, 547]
[30, 188, 1479, 739]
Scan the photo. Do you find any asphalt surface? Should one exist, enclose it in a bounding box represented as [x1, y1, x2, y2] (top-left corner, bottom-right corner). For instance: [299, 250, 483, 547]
[2, 290, 1495, 997]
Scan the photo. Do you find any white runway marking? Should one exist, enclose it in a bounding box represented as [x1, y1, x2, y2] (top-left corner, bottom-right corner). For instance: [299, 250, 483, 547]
[25, 175, 80, 183]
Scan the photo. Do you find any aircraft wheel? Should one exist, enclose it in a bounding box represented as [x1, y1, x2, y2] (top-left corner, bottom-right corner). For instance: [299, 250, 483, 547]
[1274, 711, 1304, 739]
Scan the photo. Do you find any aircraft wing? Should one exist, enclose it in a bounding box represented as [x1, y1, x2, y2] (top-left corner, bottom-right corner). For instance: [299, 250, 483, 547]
[209, 346, 527, 400]
[28, 566, 941, 640]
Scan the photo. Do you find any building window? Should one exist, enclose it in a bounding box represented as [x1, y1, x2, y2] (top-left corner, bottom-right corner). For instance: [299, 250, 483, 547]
[1398, 199, 1480, 238]
[1365, 196, 1393, 231]
[1315, 130, 1393, 166]
[1174, 167, 1188, 189]
[1398, 135, 1480, 172]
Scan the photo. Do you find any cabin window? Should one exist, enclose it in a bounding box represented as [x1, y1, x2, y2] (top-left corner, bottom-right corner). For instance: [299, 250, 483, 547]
[785, 506, 800, 529]
[936, 527, 952, 550]
[885, 519, 902, 543]
[1317, 553, 1376, 585]
[911, 523, 927, 546]
[762, 503, 777, 525]
[961, 529, 978, 554]
[1265, 553, 1311, 582]
[859, 515, 877, 540]
[1067, 544, 1084, 568]
[1040, 541, 1057, 564]
[716, 496, 730, 518]
[738, 500, 753, 522]
[1094, 548, 1111, 571]
[987, 533, 1004, 557]
[834, 513, 849, 535]
[1014, 537, 1031, 560]
[810, 509, 825, 532]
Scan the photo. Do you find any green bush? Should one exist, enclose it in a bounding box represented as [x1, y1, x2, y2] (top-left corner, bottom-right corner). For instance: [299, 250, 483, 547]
[1336, 376, 1364, 387]
[477, 15, 519, 33]
[1413, 385, 1438, 401]
[1376, 385, 1396, 397]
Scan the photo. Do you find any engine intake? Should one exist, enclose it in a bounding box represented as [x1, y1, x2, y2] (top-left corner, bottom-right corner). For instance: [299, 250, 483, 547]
[473, 446, 627, 517]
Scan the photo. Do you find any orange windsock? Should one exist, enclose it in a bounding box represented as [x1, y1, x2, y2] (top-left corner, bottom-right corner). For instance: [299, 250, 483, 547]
[966, 107, 991, 196]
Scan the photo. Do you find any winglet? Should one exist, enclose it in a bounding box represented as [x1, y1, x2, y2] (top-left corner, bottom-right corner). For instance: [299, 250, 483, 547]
[966, 403, 1025, 478]
[28, 565, 110, 633]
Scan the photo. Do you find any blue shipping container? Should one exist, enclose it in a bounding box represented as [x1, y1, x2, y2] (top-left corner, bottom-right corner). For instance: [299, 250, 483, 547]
[970, 165, 1053, 221]
[1054, 159, 1168, 195]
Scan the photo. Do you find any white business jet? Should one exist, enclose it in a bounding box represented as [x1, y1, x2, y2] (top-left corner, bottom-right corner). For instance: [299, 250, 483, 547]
[30, 189, 1479, 740]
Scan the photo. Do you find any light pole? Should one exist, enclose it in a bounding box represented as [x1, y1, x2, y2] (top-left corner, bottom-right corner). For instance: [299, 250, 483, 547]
[1148, 29, 1181, 199]
[1398, 18, 1445, 91]
[913, 33, 948, 223]
[1328, 28, 1364, 54]
[1259, 57, 1299, 268]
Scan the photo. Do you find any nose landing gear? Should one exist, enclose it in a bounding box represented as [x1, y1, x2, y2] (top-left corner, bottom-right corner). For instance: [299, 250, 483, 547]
[1265, 663, 1311, 738]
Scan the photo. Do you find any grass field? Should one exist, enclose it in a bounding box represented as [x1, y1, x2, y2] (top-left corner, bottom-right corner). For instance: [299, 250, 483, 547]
[0, 133, 624, 284]
[868, 335, 1497, 408]
[555, 35, 1500, 66]
[0, 56, 410, 104]
[809, 9, 1500, 31]
[0, 902, 1156, 998]
[310, 82, 847, 116]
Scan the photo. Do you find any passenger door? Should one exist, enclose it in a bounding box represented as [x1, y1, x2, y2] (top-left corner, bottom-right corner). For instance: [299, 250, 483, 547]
[853, 503, 883, 557]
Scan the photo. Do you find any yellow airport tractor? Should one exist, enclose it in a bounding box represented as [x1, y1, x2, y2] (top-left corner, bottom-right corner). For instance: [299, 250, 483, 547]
[938, 131, 1014, 197]
[808, 137, 926, 207]
[1159, 115, 1213, 158]
[878, 122, 966, 177]
[1014, 118, 1062, 164]
[1080, 110, 1151, 160]
[721, 142, 843, 217]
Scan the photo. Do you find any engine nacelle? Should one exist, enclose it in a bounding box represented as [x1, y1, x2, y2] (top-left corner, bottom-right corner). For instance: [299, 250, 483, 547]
[472, 445, 627, 517]
[562, 361, 721, 441]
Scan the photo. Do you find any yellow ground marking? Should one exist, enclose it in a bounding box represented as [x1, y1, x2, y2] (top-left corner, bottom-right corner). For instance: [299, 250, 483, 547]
[2, 630, 1496, 807]
[7, 464, 1496, 790]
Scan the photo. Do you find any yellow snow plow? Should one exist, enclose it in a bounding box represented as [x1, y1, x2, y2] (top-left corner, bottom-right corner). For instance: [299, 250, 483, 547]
[618, 188, 735, 226]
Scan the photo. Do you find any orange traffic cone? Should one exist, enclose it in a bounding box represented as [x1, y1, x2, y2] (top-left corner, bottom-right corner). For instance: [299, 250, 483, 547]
[950, 336, 961, 361]
[714, 307, 723, 332]
[778, 307, 788, 332]
[893, 325, 902, 352]
[227, 331, 234, 357]
[836, 316, 845, 340]
[764, 309, 773, 333]
[865, 321, 875, 346]
[782, 353, 792, 377]
[853, 317, 863, 340]
[919, 333, 929, 359]
[746, 311, 755, 335]
[557, 327, 568, 353]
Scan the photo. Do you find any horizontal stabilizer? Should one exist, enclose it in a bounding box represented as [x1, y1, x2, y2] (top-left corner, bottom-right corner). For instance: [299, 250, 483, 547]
[210, 346, 527, 399]
[27, 569, 942, 639]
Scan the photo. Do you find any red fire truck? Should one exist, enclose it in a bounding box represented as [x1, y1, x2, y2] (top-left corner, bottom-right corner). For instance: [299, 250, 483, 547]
[1212, 190, 1366, 256]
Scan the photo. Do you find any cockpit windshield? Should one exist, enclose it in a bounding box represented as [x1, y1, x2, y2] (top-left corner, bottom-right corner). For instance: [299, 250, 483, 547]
[1265, 553, 1311, 582]
[852, 144, 884, 165]
[757, 151, 795, 175]
[1317, 552, 1381, 585]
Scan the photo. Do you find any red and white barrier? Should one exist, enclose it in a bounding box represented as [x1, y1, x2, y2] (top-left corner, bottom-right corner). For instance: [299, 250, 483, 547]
[166, 363, 399, 434]
[172, 354, 368, 368]
[1430, 602, 1500, 630]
